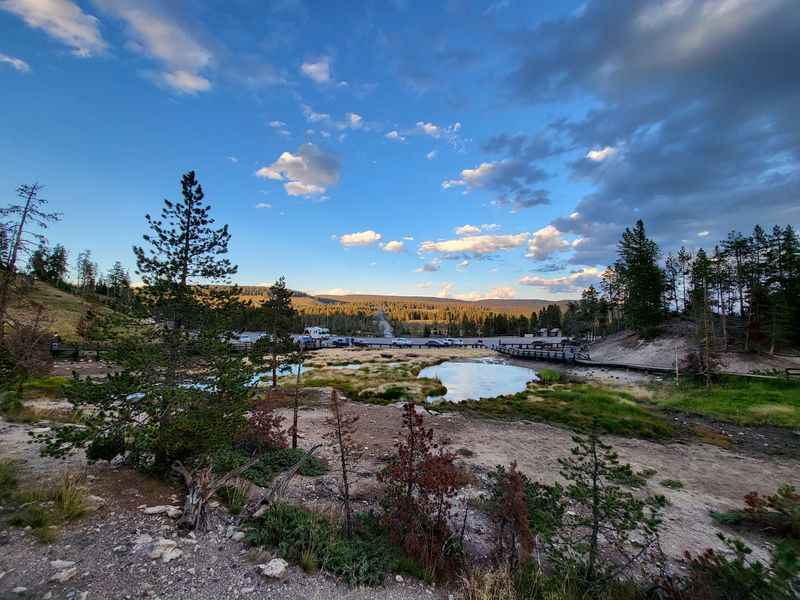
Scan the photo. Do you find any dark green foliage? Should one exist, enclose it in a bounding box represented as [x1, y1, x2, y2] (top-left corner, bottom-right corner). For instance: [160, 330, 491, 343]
[551, 432, 666, 589]
[213, 447, 327, 487]
[660, 535, 800, 600]
[246, 503, 421, 587]
[711, 484, 800, 540]
[614, 220, 665, 335]
[660, 479, 684, 490]
[253, 277, 299, 387]
[35, 172, 254, 472]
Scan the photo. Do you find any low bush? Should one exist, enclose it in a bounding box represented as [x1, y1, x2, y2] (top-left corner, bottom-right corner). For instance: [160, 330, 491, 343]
[246, 503, 421, 587]
[213, 447, 328, 488]
[536, 369, 562, 384]
[659, 535, 800, 600]
[661, 479, 684, 490]
[711, 484, 800, 540]
[0, 459, 18, 500]
[217, 478, 250, 515]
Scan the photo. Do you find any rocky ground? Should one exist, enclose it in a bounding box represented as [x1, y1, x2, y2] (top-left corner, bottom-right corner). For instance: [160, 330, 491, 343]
[4, 349, 800, 598]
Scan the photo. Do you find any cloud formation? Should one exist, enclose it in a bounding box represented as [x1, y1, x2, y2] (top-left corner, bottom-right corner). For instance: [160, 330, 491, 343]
[419, 233, 529, 257]
[255, 143, 341, 197]
[1, 0, 106, 57]
[0, 52, 30, 72]
[300, 56, 330, 83]
[381, 240, 405, 253]
[525, 225, 570, 261]
[442, 159, 549, 212]
[339, 230, 382, 247]
[504, 0, 800, 264]
[519, 267, 602, 293]
[95, 0, 213, 93]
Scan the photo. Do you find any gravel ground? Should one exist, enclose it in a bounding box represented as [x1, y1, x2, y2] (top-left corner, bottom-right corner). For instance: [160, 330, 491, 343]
[0, 419, 444, 600]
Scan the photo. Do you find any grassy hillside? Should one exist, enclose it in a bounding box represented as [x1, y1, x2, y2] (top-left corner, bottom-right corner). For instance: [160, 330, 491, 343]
[8, 281, 120, 342]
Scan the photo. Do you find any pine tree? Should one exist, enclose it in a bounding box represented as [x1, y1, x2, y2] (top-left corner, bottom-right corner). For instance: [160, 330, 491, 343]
[616, 220, 665, 335]
[324, 390, 361, 536]
[38, 171, 253, 475]
[256, 277, 298, 387]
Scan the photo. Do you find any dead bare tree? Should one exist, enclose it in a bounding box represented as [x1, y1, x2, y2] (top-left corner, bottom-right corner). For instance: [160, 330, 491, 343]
[0, 184, 61, 342]
[324, 390, 362, 536]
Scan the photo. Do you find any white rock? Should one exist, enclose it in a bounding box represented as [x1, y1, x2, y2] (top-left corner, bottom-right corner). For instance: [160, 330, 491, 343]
[258, 558, 288, 579]
[12, 588, 27, 594]
[50, 566, 78, 583]
[231, 531, 245, 542]
[395, 574, 404, 583]
[143, 505, 170, 515]
[165, 506, 182, 519]
[50, 560, 76, 569]
[148, 538, 181, 562]
[31, 427, 51, 434]
[132, 533, 153, 547]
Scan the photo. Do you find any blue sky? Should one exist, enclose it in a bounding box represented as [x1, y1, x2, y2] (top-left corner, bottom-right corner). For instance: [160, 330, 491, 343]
[1, 0, 798, 300]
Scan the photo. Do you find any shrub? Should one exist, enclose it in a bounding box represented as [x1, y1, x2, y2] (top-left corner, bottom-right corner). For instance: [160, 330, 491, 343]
[52, 472, 88, 521]
[537, 369, 562, 384]
[247, 503, 413, 587]
[237, 398, 287, 453]
[217, 477, 250, 515]
[0, 459, 18, 500]
[661, 479, 685, 490]
[711, 484, 800, 540]
[213, 447, 327, 488]
[377, 403, 471, 580]
[484, 462, 533, 567]
[660, 535, 800, 600]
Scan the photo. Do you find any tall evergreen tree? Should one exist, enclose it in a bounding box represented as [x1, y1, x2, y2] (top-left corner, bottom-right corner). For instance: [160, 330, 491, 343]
[256, 277, 299, 387]
[616, 220, 665, 335]
[39, 171, 253, 472]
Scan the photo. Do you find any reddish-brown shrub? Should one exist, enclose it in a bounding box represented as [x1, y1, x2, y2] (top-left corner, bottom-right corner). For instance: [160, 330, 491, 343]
[237, 398, 287, 453]
[378, 403, 470, 580]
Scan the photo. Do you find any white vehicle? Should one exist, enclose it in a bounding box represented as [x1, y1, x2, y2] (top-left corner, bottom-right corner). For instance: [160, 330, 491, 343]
[391, 338, 412, 346]
[445, 338, 464, 346]
[303, 326, 331, 339]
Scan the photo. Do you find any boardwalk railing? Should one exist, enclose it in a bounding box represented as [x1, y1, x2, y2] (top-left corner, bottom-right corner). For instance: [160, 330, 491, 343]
[495, 345, 589, 363]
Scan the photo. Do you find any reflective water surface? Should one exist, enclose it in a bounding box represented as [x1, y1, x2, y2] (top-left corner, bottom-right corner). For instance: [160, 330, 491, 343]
[417, 359, 539, 403]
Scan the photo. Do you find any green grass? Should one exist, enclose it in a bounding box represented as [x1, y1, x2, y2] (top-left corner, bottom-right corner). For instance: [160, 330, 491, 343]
[19, 376, 70, 398]
[3, 471, 88, 543]
[246, 503, 425, 587]
[536, 368, 562, 384]
[660, 479, 684, 490]
[213, 447, 328, 488]
[655, 376, 800, 428]
[447, 384, 674, 440]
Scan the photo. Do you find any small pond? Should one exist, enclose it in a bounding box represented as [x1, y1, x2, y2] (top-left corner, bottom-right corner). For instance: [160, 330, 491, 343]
[417, 359, 539, 403]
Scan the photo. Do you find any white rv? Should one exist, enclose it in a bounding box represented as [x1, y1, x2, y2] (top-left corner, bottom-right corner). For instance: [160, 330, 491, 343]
[303, 326, 331, 339]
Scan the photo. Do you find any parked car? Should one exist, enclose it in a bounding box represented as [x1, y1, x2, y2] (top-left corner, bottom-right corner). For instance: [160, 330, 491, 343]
[426, 339, 447, 347]
[330, 337, 350, 347]
[392, 338, 412, 346]
[445, 338, 464, 346]
[353, 339, 370, 347]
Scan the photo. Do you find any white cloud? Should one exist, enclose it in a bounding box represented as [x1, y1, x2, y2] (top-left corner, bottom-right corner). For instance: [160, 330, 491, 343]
[698, 230, 710, 237]
[95, 1, 213, 93]
[525, 225, 570, 260]
[0, 52, 30, 72]
[302, 104, 330, 123]
[436, 282, 455, 298]
[457, 259, 470, 271]
[323, 288, 351, 295]
[385, 130, 405, 142]
[586, 146, 617, 161]
[339, 230, 382, 247]
[268, 120, 290, 136]
[455, 286, 516, 301]
[415, 259, 441, 272]
[454, 223, 499, 236]
[1, 0, 106, 57]
[226, 155, 238, 163]
[255, 143, 340, 197]
[454, 224, 481, 236]
[344, 112, 362, 129]
[416, 121, 441, 137]
[426, 150, 437, 160]
[519, 267, 602, 293]
[300, 56, 330, 83]
[381, 240, 405, 253]
[403, 235, 414, 241]
[419, 233, 529, 256]
[255, 202, 272, 209]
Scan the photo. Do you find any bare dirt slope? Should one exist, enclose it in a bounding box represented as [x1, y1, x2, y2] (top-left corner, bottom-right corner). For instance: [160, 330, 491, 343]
[588, 319, 800, 374]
